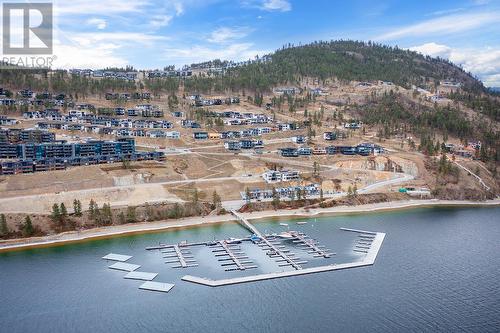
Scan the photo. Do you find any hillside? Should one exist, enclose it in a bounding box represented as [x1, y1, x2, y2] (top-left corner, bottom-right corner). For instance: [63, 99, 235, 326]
[216, 40, 485, 93]
[0, 40, 488, 95]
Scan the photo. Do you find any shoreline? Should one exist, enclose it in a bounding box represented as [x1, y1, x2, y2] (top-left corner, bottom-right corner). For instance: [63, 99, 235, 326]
[1, 198, 499, 253]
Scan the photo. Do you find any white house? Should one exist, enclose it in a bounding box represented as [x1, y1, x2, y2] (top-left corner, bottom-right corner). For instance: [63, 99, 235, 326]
[262, 169, 300, 183]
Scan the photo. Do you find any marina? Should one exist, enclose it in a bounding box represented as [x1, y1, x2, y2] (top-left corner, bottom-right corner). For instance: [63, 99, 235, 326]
[181, 229, 385, 287]
[141, 210, 386, 287]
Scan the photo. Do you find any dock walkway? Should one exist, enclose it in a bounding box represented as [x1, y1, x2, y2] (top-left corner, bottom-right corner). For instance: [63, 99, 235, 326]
[292, 232, 333, 258]
[231, 210, 303, 270]
[158, 244, 198, 268]
[210, 241, 256, 271]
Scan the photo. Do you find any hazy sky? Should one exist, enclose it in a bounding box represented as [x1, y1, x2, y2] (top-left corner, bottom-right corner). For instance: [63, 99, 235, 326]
[3, 0, 500, 86]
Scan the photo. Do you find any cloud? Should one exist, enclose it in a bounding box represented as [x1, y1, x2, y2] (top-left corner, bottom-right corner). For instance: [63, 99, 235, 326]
[261, 0, 292, 12]
[55, 0, 151, 15]
[409, 42, 500, 86]
[149, 15, 174, 29]
[162, 43, 270, 65]
[207, 27, 251, 43]
[409, 42, 452, 58]
[86, 18, 107, 30]
[241, 0, 291, 12]
[426, 7, 465, 16]
[68, 32, 169, 47]
[374, 11, 500, 41]
[172, 1, 184, 15]
[46, 30, 170, 69]
[53, 43, 128, 69]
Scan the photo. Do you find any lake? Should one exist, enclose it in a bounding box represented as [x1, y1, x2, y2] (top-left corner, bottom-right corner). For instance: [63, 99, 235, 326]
[1, 206, 499, 332]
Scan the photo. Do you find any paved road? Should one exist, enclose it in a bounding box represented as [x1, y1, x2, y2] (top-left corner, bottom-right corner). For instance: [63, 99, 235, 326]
[221, 172, 415, 211]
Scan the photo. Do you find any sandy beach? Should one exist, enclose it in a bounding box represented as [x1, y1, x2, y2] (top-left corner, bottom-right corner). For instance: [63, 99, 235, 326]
[1, 198, 499, 252]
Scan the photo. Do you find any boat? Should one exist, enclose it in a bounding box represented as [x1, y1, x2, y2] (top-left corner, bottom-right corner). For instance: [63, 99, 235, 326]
[279, 223, 289, 227]
[296, 221, 308, 225]
[225, 238, 243, 244]
[277, 231, 297, 239]
[250, 235, 262, 243]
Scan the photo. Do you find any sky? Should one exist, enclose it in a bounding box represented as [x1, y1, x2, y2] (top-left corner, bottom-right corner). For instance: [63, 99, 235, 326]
[1, 0, 500, 86]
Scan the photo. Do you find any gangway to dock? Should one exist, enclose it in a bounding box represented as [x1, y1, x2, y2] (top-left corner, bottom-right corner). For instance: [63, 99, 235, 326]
[230, 210, 304, 270]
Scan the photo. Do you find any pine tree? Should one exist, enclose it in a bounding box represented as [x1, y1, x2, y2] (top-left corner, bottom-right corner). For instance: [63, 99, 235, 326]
[347, 186, 353, 198]
[73, 199, 82, 217]
[212, 190, 221, 210]
[126, 207, 137, 223]
[51, 204, 61, 223]
[60, 203, 68, 218]
[118, 212, 126, 224]
[245, 188, 252, 204]
[272, 187, 280, 209]
[296, 188, 302, 201]
[89, 199, 97, 220]
[101, 203, 113, 225]
[22, 216, 34, 237]
[191, 189, 199, 206]
[313, 162, 320, 177]
[0, 214, 8, 236]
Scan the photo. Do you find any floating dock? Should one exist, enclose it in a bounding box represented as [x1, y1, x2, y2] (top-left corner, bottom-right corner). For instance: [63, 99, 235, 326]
[124, 271, 159, 281]
[340, 227, 380, 257]
[146, 241, 207, 251]
[340, 227, 377, 235]
[102, 253, 132, 262]
[158, 244, 198, 268]
[139, 281, 175, 293]
[210, 241, 257, 271]
[108, 262, 141, 272]
[291, 232, 334, 258]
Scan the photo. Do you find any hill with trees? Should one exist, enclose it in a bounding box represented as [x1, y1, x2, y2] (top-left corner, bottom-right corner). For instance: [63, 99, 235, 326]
[0, 40, 489, 96]
[185, 40, 486, 94]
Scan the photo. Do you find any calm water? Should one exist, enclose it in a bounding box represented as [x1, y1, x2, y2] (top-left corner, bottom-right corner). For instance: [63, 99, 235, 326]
[1, 207, 499, 332]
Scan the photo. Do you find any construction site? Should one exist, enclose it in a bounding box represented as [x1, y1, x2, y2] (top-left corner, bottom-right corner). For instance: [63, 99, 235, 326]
[0, 79, 497, 238]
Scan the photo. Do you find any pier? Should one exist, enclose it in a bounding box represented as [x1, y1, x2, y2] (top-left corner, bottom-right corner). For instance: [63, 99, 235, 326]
[160, 244, 198, 268]
[146, 241, 207, 250]
[291, 232, 334, 258]
[210, 241, 257, 271]
[340, 227, 382, 260]
[230, 210, 263, 237]
[231, 210, 303, 270]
